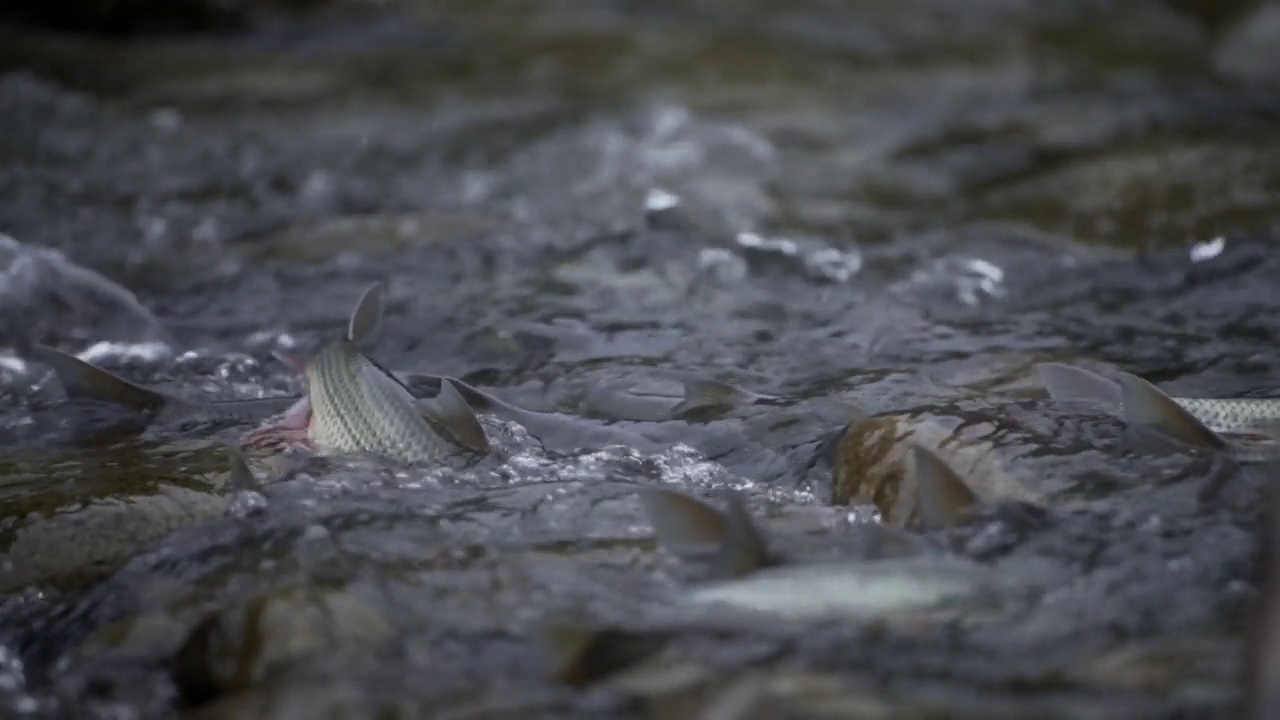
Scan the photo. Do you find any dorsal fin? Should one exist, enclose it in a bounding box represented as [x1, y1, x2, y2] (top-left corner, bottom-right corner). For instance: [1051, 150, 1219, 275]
[671, 378, 759, 416]
[910, 444, 978, 530]
[1116, 371, 1226, 450]
[636, 486, 770, 579]
[709, 490, 771, 579]
[1036, 362, 1123, 408]
[347, 281, 386, 345]
[637, 486, 729, 553]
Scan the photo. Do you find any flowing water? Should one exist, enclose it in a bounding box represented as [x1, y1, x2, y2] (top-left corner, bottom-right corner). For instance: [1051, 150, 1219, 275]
[1, 1, 1280, 718]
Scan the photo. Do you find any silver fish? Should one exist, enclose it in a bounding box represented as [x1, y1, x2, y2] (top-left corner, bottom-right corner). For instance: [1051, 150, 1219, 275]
[242, 282, 488, 463]
[29, 345, 298, 428]
[1037, 362, 1280, 461]
[1164, 397, 1280, 436]
[395, 372, 662, 454]
[33, 282, 487, 465]
[635, 485, 1023, 622]
[31, 283, 652, 457]
[1037, 362, 1280, 435]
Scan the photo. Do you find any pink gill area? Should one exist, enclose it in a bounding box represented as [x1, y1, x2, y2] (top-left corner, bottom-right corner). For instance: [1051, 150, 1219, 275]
[240, 395, 315, 453]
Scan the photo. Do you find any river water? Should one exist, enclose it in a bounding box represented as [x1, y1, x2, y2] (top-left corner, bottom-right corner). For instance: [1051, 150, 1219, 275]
[1, 2, 1279, 718]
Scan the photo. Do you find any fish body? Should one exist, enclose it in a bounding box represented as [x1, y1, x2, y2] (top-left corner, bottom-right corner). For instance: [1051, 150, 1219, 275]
[396, 371, 661, 454]
[31, 278, 660, 460]
[302, 339, 469, 463]
[1036, 362, 1280, 461]
[32, 282, 487, 466]
[634, 485, 1014, 622]
[831, 414, 1041, 528]
[682, 554, 988, 621]
[1171, 397, 1280, 436]
[241, 282, 487, 464]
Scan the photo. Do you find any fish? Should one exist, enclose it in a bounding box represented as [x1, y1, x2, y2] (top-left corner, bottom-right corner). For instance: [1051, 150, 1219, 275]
[32, 284, 656, 457]
[29, 345, 297, 429]
[830, 414, 1043, 528]
[241, 282, 489, 463]
[32, 282, 489, 464]
[634, 485, 1027, 622]
[581, 376, 779, 423]
[0, 474, 233, 594]
[394, 372, 663, 454]
[1036, 362, 1280, 460]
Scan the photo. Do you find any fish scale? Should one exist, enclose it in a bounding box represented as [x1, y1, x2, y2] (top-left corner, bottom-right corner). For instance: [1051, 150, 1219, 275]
[307, 340, 458, 463]
[1173, 397, 1280, 435]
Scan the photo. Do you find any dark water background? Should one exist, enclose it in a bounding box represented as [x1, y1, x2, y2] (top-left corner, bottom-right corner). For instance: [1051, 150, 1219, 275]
[1, 1, 1279, 718]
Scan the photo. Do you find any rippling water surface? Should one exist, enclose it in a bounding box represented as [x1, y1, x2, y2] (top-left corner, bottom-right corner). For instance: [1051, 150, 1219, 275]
[1, 1, 1279, 718]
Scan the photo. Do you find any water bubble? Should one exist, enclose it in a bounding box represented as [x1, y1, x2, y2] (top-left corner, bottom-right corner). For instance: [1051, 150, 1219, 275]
[77, 340, 171, 365]
[643, 187, 688, 231]
[803, 247, 863, 283]
[1189, 236, 1225, 263]
[644, 187, 680, 213]
[228, 490, 268, 518]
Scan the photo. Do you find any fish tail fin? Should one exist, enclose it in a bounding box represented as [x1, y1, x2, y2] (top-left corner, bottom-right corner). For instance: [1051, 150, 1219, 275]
[31, 344, 168, 412]
[417, 378, 490, 455]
